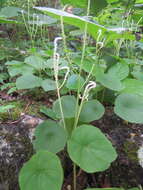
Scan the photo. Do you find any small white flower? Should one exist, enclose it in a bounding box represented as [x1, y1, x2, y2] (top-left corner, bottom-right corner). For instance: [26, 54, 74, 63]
[96, 41, 104, 49]
[53, 37, 62, 76]
[80, 81, 96, 100]
[20, 10, 24, 14]
[54, 37, 62, 55]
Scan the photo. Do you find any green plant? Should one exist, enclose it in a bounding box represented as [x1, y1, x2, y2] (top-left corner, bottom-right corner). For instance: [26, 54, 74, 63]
[15, 0, 143, 189]
[18, 3, 117, 190]
[0, 104, 15, 113]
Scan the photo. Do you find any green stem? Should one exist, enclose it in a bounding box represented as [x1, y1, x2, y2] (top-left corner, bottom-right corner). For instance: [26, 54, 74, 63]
[74, 98, 86, 129]
[53, 38, 66, 130]
[80, 64, 95, 90]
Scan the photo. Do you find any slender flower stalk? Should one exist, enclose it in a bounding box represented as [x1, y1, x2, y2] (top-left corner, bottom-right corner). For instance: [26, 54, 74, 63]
[21, 9, 39, 46]
[53, 37, 66, 129]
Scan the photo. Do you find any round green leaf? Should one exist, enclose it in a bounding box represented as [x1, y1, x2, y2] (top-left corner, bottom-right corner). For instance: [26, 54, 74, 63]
[16, 74, 42, 89]
[40, 107, 57, 120]
[25, 55, 46, 70]
[19, 151, 63, 190]
[114, 93, 143, 123]
[107, 62, 129, 80]
[66, 74, 84, 90]
[79, 100, 105, 122]
[132, 69, 143, 81]
[67, 124, 117, 173]
[121, 78, 143, 97]
[33, 120, 67, 153]
[44, 58, 68, 69]
[8, 64, 34, 77]
[41, 79, 56, 91]
[75, 58, 96, 74]
[96, 73, 124, 91]
[53, 95, 77, 118]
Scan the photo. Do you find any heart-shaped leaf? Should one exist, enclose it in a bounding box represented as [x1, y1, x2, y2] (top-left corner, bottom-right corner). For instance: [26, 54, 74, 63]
[79, 100, 105, 122]
[75, 58, 97, 74]
[96, 72, 124, 91]
[114, 93, 143, 123]
[66, 74, 84, 90]
[7, 61, 34, 77]
[40, 106, 57, 120]
[132, 69, 143, 81]
[53, 95, 77, 118]
[16, 74, 42, 89]
[68, 124, 117, 173]
[19, 151, 63, 190]
[33, 120, 67, 153]
[121, 78, 143, 97]
[107, 62, 129, 80]
[25, 55, 47, 70]
[41, 79, 56, 91]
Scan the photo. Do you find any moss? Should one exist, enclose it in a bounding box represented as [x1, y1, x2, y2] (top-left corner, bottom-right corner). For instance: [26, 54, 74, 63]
[0, 100, 42, 122]
[0, 101, 24, 121]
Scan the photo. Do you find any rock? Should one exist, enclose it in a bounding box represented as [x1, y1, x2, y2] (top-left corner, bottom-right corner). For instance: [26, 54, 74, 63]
[0, 115, 43, 190]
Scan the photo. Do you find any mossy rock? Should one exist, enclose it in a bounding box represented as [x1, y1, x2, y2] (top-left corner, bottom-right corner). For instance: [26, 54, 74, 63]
[0, 123, 34, 190]
[0, 100, 42, 122]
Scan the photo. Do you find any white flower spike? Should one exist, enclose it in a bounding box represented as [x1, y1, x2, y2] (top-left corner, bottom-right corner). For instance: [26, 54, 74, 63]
[80, 81, 96, 100]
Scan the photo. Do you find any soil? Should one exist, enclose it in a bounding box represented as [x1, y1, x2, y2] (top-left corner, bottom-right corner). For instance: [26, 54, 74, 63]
[0, 107, 143, 190]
